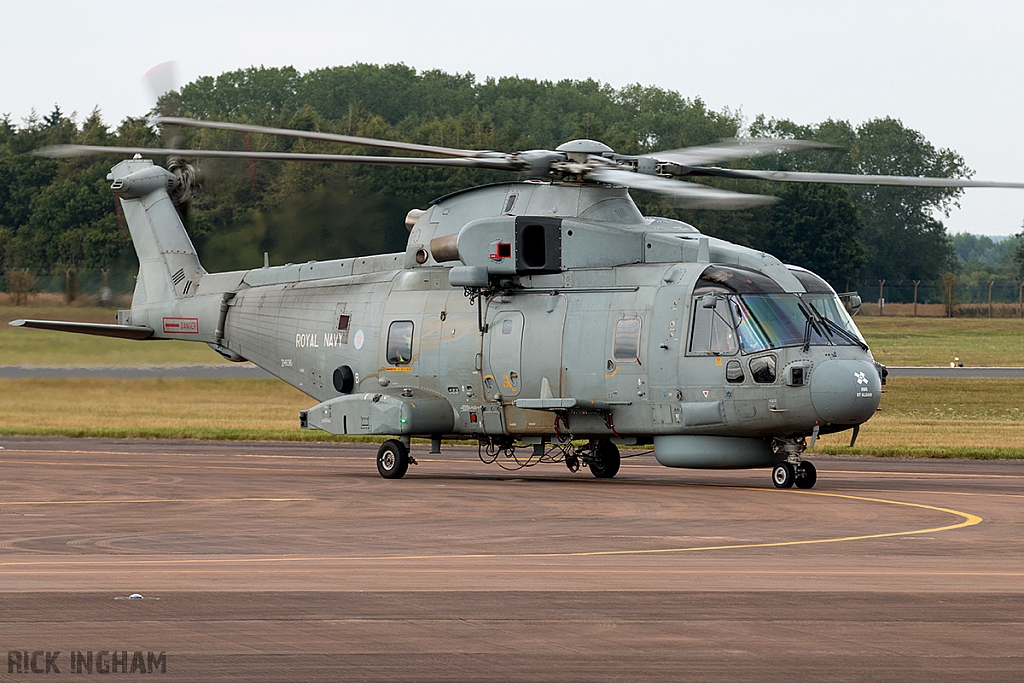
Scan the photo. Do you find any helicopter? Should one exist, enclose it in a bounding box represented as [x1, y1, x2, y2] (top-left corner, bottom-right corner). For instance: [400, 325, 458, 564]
[16, 117, 1024, 488]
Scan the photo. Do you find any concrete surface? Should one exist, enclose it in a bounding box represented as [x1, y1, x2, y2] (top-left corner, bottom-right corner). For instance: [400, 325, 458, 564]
[0, 437, 1021, 681]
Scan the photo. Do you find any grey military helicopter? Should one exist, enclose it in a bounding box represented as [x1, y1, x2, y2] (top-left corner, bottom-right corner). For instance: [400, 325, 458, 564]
[20, 118, 1024, 488]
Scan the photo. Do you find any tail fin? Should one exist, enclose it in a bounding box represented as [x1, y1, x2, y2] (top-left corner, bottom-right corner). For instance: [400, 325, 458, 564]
[109, 159, 206, 311]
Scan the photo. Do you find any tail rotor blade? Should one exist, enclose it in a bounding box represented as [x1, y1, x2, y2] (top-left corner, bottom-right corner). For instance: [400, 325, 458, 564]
[143, 62, 184, 147]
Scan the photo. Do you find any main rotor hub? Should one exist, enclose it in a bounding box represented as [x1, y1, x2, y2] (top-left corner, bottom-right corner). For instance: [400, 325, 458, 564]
[555, 139, 614, 163]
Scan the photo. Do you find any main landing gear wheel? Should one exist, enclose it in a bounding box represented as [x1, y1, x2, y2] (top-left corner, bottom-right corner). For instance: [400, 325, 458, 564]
[794, 461, 817, 489]
[590, 441, 621, 479]
[377, 439, 410, 479]
[772, 462, 795, 489]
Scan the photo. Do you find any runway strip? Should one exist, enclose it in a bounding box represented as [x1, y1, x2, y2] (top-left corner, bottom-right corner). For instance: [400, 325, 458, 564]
[888, 365, 1024, 377]
[0, 437, 1021, 682]
[3, 364, 1023, 379]
[0, 363, 273, 379]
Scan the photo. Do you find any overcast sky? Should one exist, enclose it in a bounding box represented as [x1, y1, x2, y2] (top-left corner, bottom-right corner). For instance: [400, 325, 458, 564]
[3, 0, 1023, 236]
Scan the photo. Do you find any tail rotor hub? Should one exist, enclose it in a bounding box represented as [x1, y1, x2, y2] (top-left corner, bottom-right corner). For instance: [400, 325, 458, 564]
[166, 158, 202, 206]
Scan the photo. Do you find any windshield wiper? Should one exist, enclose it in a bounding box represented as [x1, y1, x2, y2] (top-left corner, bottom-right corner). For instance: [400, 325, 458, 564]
[806, 301, 869, 351]
[796, 302, 825, 352]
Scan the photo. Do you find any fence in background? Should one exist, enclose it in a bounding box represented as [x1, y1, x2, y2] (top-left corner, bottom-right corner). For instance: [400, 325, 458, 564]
[849, 279, 1024, 318]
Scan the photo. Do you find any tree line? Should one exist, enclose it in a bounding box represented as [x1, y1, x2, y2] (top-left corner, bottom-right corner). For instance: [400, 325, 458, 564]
[2, 62, 1013, 289]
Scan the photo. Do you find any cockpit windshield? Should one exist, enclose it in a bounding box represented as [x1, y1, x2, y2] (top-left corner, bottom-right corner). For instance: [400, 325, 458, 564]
[729, 294, 862, 353]
[729, 295, 810, 352]
[799, 292, 865, 344]
[688, 265, 867, 355]
[788, 266, 866, 345]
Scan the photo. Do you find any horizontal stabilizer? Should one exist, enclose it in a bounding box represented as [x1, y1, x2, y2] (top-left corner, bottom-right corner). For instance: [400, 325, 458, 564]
[9, 319, 154, 340]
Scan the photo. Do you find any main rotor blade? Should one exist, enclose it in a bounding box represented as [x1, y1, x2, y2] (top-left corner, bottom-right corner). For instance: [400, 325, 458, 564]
[653, 139, 833, 168]
[589, 168, 776, 209]
[154, 116, 500, 159]
[688, 167, 1024, 189]
[33, 144, 521, 171]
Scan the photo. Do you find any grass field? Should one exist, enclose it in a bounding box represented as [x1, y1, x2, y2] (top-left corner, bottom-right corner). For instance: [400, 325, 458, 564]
[854, 316, 1024, 367]
[0, 327, 227, 366]
[0, 378, 318, 440]
[0, 306, 227, 366]
[812, 377, 1024, 459]
[1, 376, 1021, 459]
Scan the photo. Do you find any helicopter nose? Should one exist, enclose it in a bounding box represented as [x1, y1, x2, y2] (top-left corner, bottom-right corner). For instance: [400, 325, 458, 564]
[810, 359, 882, 425]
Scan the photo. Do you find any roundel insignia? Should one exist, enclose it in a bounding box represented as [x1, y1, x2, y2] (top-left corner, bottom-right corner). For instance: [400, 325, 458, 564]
[353, 329, 365, 350]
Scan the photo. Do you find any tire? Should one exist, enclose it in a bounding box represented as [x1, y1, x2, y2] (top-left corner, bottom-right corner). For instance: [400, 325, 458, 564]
[377, 439, 409, 479]
[590, 441, 621, 479]
[795, 461, 817, 489]
[772, 462, 795, 489]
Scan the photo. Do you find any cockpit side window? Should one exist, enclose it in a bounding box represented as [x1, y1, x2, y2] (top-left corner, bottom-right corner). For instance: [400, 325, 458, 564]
[688, 295, 738, 356]
[613, 317, 642, 361]
[386, 320, 414, 365]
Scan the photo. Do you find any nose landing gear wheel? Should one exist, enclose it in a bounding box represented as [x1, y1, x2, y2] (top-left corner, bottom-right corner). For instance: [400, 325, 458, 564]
[772, 462, 795, 489]
[794, 461, 817, 489]
[377, 439, 410, 479]
[590, 441, 621, 479]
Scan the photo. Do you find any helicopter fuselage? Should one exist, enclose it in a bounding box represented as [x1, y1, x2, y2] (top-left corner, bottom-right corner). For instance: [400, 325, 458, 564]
[103, 164, 882, 474]
[14, 158, 883, 485]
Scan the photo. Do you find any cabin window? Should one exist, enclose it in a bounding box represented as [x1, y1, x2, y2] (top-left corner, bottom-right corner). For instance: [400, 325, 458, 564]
[726, 360, 745, 383]
[338, 314, 350, 331]
[749, 355, 777, 384]
[688, 295, 738, 356]
[613, 318, 642, 361]
[387, 321, 414, 365]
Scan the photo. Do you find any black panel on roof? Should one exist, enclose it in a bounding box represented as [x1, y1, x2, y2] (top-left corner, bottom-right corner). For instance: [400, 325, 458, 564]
[693, 265, 784, 294]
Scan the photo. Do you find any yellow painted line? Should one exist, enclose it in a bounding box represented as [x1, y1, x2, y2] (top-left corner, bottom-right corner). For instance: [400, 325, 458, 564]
[0, 491, 981, 566]
[829, 486, 1024, 500]
[2, 449, 355, 460]
[820, 468, 1024, 480]
[605, 366, 619, 378]
[0, 497, 311, 507]
[3, 449, 366, 462]
[4, 569, 1019, 581]
[4, 569, 1023, 578]
[0, 459, 333, 474]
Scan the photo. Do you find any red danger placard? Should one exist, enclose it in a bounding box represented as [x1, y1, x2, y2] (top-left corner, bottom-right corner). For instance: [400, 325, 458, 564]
[162, 317, 199, 334]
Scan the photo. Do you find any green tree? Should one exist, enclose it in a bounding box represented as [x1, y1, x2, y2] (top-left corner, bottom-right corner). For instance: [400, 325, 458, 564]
[763, 183, 865, 286]
[749, 116, 965, 282]
[1013, 224, 1024, 281]
[0, 62, 975, 283]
